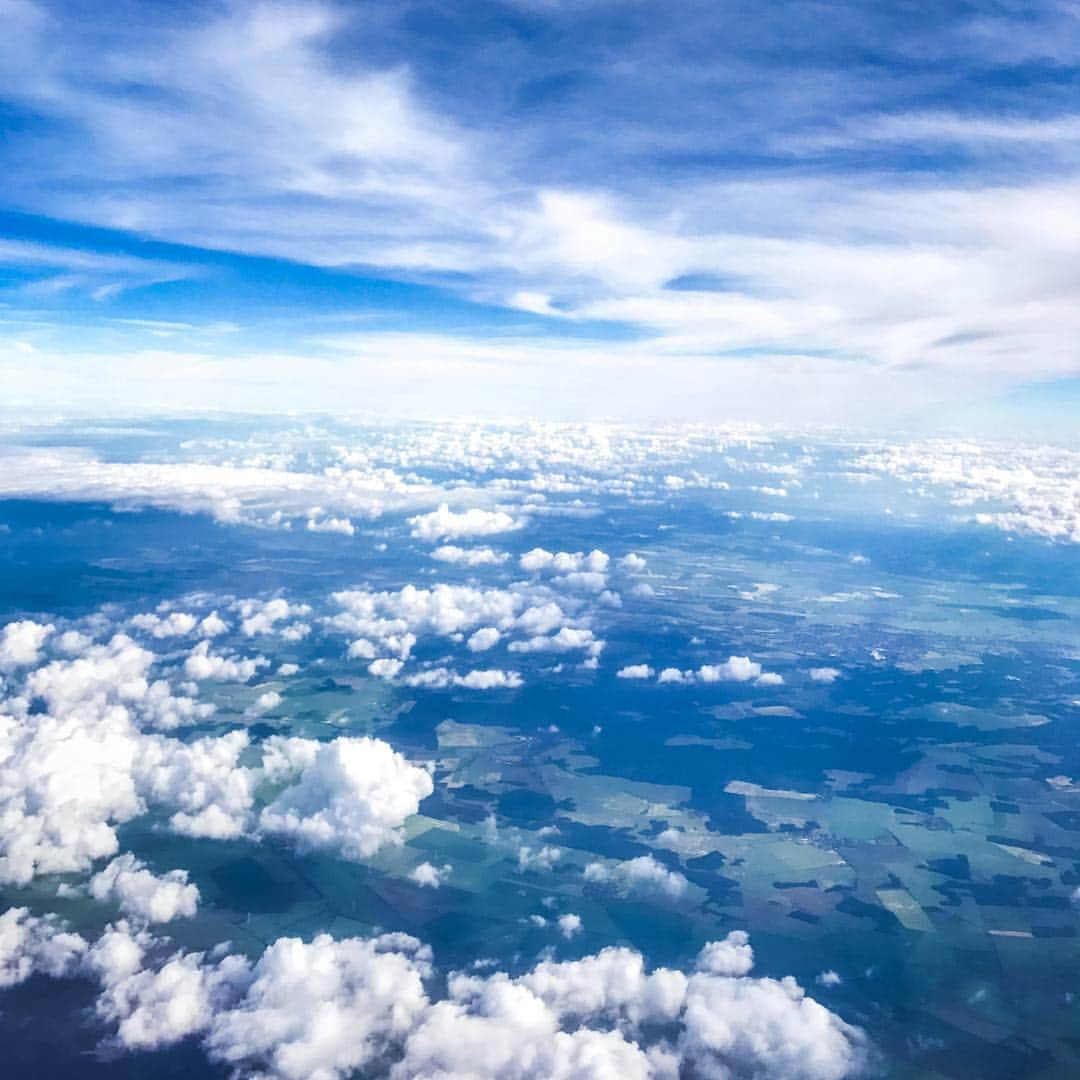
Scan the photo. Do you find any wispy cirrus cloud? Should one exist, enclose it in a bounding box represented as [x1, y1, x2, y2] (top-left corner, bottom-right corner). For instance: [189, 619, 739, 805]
[0, 0, 1077, 424]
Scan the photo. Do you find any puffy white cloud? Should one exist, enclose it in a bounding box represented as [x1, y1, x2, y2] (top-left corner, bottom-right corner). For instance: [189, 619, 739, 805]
[368, 657, 404, 679]
[402, 667, 523, 690]
[679, 965, 863, 1080]
[0, 448, 461, 532]
[557, 913, 582, 939]
[658, 666, 690, 684]
[755, 671, 785, 687]
[252, 690, 282, 713]
[184, 641, 269, 682]
[0, 637, 230, 881]
[31, 916, 867, 1080]
[818, 970, 843, 987]
[508, 627, 603, 656]
[329, 582, 600, 682]
[584, 855, 690, 902]
[89, 854, 200, 924]
[238, 598, 312, 637]
[854, 440, 1080, 544]
[696, 931, 754, 977]
[658, 656, 782, 687]
[411, 861, 451, 888]
[620, 553, 647, 571]
[617, 664, 654, 679]
[809, 667, 842, 683]
[467, 626, 501, 652]
[409, 504, 524, 542]
[130, 611, 198, 638]
[430, 545, 509, 566]
[136, 730, 258, 840]
[0, 907, 87, 988]
[520, 548, 609, 574]
[0, 619, 53, 670]
[258, 736, 434, 860]
[698, 656, 762, 683]
[306, 512, 356, 536]
[518, 845, 562, 872]
[456, 668, 522, 689]
[89, 923, 249, 1052]
[207, 933, 431, 1080]
[198, 611, 229, 637]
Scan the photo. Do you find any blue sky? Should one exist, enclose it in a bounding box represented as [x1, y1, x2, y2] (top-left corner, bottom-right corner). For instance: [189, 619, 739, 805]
[1, 0, 1078, 429]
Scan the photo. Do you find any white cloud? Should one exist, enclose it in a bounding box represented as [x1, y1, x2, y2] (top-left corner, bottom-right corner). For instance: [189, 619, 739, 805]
[411, 862, 451, 888]
[0, 628, 437, 882]
[457, 668, 522, 689]
[617, 664, 654, 679]
[658, 656, 783, 687]
[89, 923, 249, 1052]
[89, 854, 200, 924]
[557, 913, 582, 939]
[238, 597, 312, 636]
[184, 641, 269, 682]
[430, 545, 509, 566]
[809, 667, 842, 683]
[252, 690, 282, 713]
[698, 656, 761, 682]
[31, 918, 868, 1080]
[306, 512, 356, 536]
[258, 736, 434, 860]
[207, 932, 432, 1080]
[0, 907, 87, 988]
[368, 657, 404, 679]
[519, 548, 609, 574]
[198, 611, 229, 637]
[0, 619, 53, 670]
[853, 440, 1080, 543]
[130, 612, 198, 639]
[584, 855, 690, 902]
[508, 626, 603, 656]
[409, 503, 525, 542]
[467, 626, 501, 652]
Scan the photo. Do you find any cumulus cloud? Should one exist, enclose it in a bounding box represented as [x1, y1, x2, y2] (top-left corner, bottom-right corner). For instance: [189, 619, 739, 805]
[89, 854, 200, 924]
[130, 611, 198, 638]
[0, 631, 433, 882]
[430, 545, 509, 566]
[305, 512, 356, 536]
[328, 581, 600, 680]
[238, 597, 312, 637]
[810, 667, 842, 683]
[258, 736, 434, 860]
[617, 663, 654, 679]
[854, 440, 1080, 544]
[184, 641, 269, 682]
[467, 626, 501, 652]
[0, 907, 87, 988]
[0, 619, 53, 670]
[401, 667, 523, 690]
[409, 504, 524, 542]
[658, 656, 782, 687]
[508, 626, 604, 657]
[411, 862, 451, 888]
[584, 855, 690, 902]
[520, 548, 609, 574]
[25, 916, 868, 1080]
[557, 913, 583, 939]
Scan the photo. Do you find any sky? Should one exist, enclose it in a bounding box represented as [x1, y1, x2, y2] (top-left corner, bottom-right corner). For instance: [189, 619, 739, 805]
[1, 0, 1079, 431]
